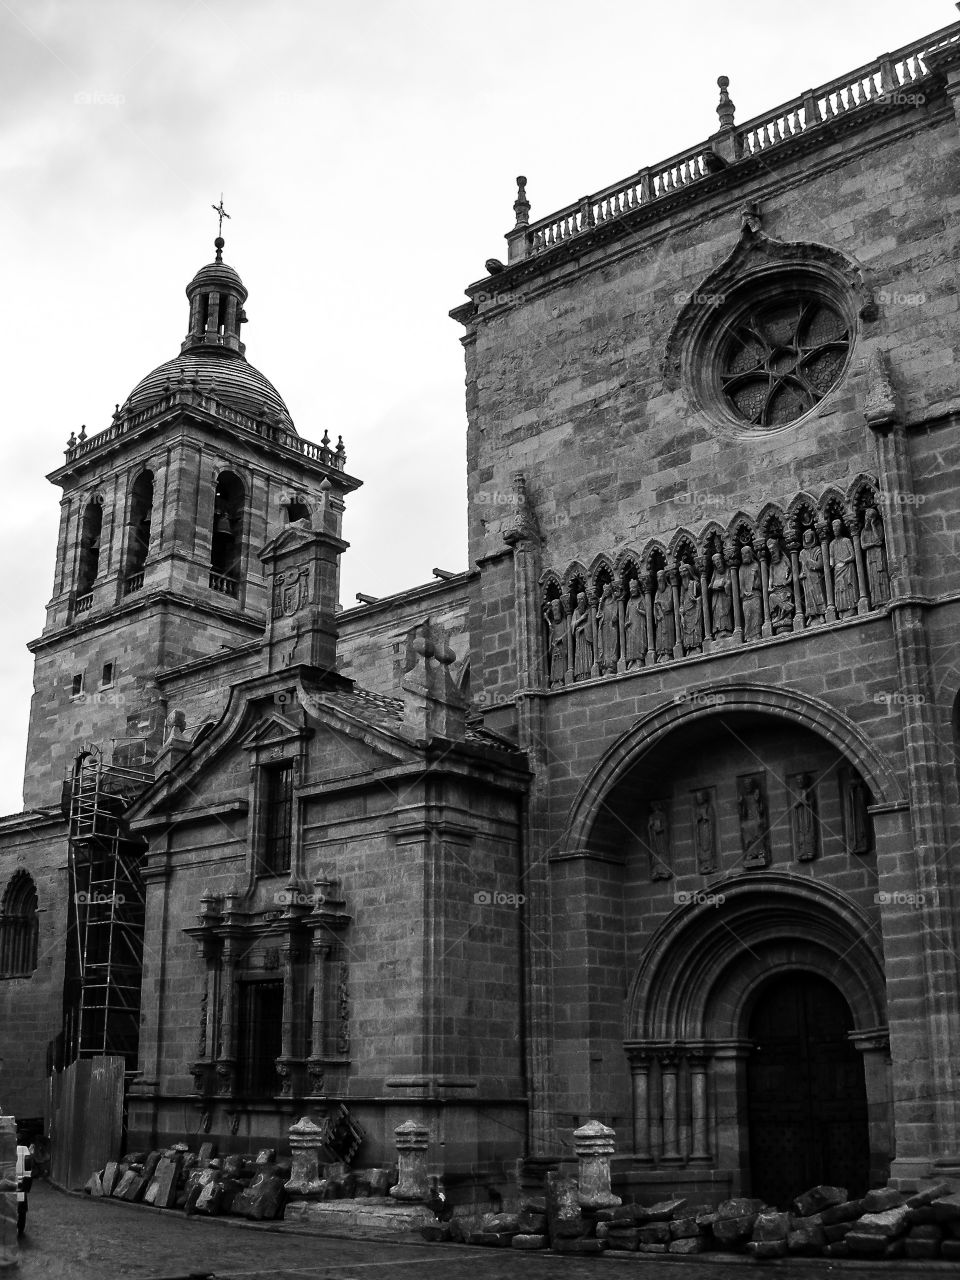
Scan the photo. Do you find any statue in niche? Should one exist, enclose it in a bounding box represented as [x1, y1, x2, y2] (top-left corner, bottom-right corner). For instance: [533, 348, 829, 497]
[738, 545, 762, 641]
[596, 581, 620, 674]
[738, 773, 771, 868]
[622, 577, 647, 668]
[646, 800, 672, 881]
[543, 598, 568, 687]
[571, 591, 593, 680]
[799, 528, 826, 624]
[792, 773, 820, 862]
[654, 570, 676, 662]
[694, 789, 717, 874]
[766, 537, 794, 632]
[709, 552, 733, 637]
[678, 563, 703, 653]
[842, 769, 872, 856]
[830, 519, 858, 618]
[860, 506, 890, 606]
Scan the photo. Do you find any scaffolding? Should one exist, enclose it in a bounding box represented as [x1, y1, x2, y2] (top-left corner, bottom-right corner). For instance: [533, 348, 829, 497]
[61, 745, 152, 1069]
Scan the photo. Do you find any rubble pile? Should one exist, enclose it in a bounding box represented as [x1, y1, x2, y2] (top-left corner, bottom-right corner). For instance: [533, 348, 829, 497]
[84, 1142, 397, 1222]
[427, 1176, 960, 1261]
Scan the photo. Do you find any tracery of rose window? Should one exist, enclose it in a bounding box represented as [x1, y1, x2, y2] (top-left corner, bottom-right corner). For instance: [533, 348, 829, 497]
[718, 297, 851, 428]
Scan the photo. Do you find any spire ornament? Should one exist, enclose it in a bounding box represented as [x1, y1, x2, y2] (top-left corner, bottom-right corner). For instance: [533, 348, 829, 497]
[211, 195, 230, 261]
[513, 176, 530, 228]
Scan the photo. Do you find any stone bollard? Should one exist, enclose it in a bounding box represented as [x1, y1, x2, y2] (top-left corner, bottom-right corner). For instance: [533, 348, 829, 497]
[284, 1116, 327, 1199]
[0, 1114, 18, 1271]
[574, 1119, 621, 1209]
[389, 1119, 430, 1201]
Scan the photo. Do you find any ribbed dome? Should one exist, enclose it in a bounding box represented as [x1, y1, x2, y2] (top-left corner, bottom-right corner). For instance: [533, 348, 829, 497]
[188, 260, 245, 291]
[126, 350, 296, 433]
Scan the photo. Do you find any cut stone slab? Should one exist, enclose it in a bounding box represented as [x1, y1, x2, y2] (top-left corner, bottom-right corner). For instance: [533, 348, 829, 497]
[85, 1173, 104, 1197]
[862, 1186, 906, 1213]
[635, 1198, 685, 1224]
[746, 1239, 787, 1258]
[111, 1170, 138, 1199]
[846, 1230, 889, 1255]
[101, 1161, 120, 1197]
[788, 1222, 826, 1254]
[151, 1155, 182, 1209]
[752, 1210, 792, 1241]
[906, 1182, 952, 1209]
[793, 1185, 848, 1217]
[819, 1198, 864, 1225]
[545, 1171, 584, 1241]
[639, 1222, 671, 1244]
[856, 1206, 911, 1238]
[933, 1193, 960, 1223]
[712, 1214, 757, 1246]
[669, 1237, 705, 1255]
[283, 1199, 437, 1241]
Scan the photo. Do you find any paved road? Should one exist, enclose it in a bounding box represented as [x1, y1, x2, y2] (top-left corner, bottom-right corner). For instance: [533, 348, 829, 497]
[10, 1182, 956, 1279]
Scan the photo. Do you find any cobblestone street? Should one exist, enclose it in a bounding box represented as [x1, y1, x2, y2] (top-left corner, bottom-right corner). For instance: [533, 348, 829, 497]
[8, 1183, 956, 1280]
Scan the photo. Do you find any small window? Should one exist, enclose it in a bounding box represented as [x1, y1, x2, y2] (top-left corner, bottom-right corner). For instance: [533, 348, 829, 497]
[101, 662, 114, 687]
[259, 762, 293, 875]
[71, 674, 84, 698]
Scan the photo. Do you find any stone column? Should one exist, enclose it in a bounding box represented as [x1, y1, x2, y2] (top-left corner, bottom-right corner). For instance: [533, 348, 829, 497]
[697, 553, 712, 650]
[616, 587, 628, 674]
[284, 1116, 327, 1199]
[786, 532, 805, 631]
[215, 940, 238, 1096]
[390, 1120, 430, 1201]
[628, 1051, 653, 1162]
[668, 561, 683, 660]
[659, 1051, 683, 1163]
[276, 943, 298, 1096]
[587, 589, 601, 678]
[574, 1120, 622, 1208]
[817, 520, 838, 622]
[565, 597, 575, 684]
[688, 1047, 711, 1162]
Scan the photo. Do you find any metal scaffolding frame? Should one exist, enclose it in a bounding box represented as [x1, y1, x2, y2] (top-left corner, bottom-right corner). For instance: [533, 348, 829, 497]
[62, 745, 152, 1068]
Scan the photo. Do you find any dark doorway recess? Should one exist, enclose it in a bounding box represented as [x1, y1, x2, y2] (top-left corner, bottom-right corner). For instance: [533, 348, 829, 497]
[747, 972, 870, 1206]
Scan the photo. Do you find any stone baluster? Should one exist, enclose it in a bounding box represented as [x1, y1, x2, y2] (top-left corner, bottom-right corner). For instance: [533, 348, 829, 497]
[659, 1050, 683, 1163]
[573, 1120, 622, 1208]
[629, 1050, 653, 1162]
[696, 552, 712, 649]
[667, 560, 683, 660]
[588, 588, 601, 678]
[786, 531, 805, 631]
[688, 1047, 712, 1162]
[285, 1116, 327, 1199]
[846, 507, 870, 615]
[215, 940, 238, 1095]
[725, 541, 744, 645]
[642, 572, 656, 667]
[755, 534, 773, 638]
[390, 1120, 431, 1201]
[817, 519, 838, 622]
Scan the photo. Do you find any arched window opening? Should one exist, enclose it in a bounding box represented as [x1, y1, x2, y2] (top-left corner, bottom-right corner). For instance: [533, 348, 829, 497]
[76, 498, 104, 604]
[124, 470, 154, 594]
[0, 872, 39, 978]
[210, 471, 245, 597]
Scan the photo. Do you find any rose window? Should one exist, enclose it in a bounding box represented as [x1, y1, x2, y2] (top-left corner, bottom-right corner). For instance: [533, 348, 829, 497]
[717, 296, 851, 428]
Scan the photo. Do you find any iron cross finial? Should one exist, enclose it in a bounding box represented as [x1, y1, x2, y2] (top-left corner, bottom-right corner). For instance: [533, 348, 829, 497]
[212, 195, 230, 236]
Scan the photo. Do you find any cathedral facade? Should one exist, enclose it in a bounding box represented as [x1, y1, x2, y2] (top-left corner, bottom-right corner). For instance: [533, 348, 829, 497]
[3, 16, 960, 1206]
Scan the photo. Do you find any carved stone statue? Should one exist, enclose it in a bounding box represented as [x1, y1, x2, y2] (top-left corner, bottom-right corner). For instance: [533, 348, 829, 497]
[678, 563, 703, 653]
[843, 770, 872, 855]
[792, 773, 819, 862]
[738, 545, 762, 641]
[163, 708, 187, 744]
[543, 598, 568, 687]
[830, 519, 857, 618]
[799, 528, 826, 624]
[646, 800, 672, 881]
[653, 570, 676, 662]
[766, 537, 794, 633]
[622, 577, 647, 668]
[709, 552, 733, 637]
[596, 581, 620, 674]
[860, 506, 890, 606]
[695, 789, 717, 874]
[738, 773, 770, 868]
[572, 591, 593, 680]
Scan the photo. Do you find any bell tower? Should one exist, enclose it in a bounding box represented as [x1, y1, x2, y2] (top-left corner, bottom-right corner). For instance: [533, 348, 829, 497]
[23, 235, 360, 807]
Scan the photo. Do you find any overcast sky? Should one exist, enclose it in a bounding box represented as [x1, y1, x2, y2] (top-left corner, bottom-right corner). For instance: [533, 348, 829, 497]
[0, 0, 952, 813]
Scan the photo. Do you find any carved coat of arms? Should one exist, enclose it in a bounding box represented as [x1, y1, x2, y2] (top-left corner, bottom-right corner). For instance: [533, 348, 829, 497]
[273, 565, 310, 619]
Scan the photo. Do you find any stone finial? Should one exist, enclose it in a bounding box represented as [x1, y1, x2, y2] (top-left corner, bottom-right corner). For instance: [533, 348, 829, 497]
[503, 471, 539, 547]
[513, 175, 530, 228]
[67, 431, 77, 450]
[864, 348, 897, 430]
[573, 1119, 622, 1209]
[390, 1119, 430, 1201]
[285, 1116, 328, 1199]
[716, 75, 736, 130]
[400, 619, 466, 741]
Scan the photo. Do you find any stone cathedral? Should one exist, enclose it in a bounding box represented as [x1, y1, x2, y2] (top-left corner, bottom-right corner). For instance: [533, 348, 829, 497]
[3, 15, 960, 1209]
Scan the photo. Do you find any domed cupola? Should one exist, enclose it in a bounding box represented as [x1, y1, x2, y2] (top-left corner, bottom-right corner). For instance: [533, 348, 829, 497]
[182, 235, 249, 356]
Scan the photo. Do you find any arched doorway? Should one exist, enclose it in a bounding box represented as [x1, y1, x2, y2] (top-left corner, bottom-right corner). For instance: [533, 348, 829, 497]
[747, 973, 870, 1206]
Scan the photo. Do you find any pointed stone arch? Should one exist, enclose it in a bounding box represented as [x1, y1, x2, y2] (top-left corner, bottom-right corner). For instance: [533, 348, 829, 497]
[0, 870, 39, 978]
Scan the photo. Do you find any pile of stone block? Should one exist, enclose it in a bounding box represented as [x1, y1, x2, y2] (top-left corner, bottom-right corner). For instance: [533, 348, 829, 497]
[425, 1178, 960, 1261]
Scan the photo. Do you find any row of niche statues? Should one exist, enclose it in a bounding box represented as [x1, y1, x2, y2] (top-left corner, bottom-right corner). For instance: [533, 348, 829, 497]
[643, 769, 870, 881]
[543, 508, 890, 685]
